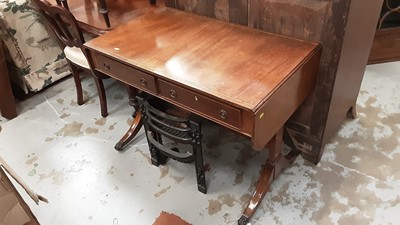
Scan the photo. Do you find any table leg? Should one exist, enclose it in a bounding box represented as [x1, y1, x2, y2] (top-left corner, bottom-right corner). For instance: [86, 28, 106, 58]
[97, 0, 110, 28]
[114, 86, 143, 151]
[0, 42, 17, 120]
[238, 127, 299, 225]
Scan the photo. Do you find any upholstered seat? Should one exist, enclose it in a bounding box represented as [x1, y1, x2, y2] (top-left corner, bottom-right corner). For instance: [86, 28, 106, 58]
[63, 46, 90, 69]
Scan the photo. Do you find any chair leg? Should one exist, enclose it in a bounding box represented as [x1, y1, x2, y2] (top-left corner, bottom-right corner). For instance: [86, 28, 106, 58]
[147, 132, 168, 166]
[190, 121, 206, 194]
[144, 123, 168, 166]
[70, 64, 84, 106]
[138, 96, 168, 165]
[98, 0, 111, 27]
[93, 76, 108, 117]
[193, 145, 206, 194]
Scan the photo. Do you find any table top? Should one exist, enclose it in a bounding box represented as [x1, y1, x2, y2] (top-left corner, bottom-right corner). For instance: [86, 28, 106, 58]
[85, 7, 319, 111]
[51, 0, 164, 35]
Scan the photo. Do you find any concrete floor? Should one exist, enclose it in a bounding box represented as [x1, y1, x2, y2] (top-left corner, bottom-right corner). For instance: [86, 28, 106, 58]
[0, 62, 399, 225]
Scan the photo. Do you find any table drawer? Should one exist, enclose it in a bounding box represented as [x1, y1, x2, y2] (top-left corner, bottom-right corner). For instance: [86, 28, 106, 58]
[94, 53, 157, 94]
[158, 80, 241, 129]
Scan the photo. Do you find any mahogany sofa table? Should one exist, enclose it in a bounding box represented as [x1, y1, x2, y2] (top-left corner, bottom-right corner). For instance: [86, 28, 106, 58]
[84, 7, 321, 224]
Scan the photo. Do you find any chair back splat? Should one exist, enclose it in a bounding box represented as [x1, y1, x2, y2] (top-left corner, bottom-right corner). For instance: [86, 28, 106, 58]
[137, 96, 207, 194]
[33, 0, 84, 49]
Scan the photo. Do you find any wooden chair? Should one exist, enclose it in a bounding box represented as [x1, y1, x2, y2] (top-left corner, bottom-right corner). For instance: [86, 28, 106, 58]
[33, 0, 109, 117]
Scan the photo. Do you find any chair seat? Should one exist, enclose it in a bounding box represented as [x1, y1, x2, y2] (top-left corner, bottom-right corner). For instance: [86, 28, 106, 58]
[63, 46, 90, 69]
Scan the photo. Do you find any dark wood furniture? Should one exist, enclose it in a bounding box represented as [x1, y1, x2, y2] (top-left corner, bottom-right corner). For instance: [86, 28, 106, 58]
[34, 0, 110, 117]
[84, 7, 321, 224]
[0, 41, 17, 120]
[369, 0, 400, 64]
[51, 0, 163, 36]
[165, 0, 383, 164]
[137, 96, 206, 194]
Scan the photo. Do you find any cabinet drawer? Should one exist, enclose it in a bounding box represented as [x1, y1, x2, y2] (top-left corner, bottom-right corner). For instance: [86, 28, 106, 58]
[158, 80, 241, 129]
[94, 53, 157, 94]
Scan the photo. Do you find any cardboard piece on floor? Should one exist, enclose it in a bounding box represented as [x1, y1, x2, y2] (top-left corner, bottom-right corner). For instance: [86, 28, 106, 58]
[0, 157, 48, 225]
[152, 211, 192, 225]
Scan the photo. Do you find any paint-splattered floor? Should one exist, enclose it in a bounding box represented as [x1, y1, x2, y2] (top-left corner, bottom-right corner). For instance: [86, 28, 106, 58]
[0, 62, 399, 225]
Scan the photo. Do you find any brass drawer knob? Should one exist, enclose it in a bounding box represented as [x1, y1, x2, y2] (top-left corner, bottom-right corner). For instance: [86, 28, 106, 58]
[219, 109, 227, 119]
[169, 89, 177, 98]
[103, 62, 110, 70]
[140, 77, 147, 86]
